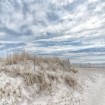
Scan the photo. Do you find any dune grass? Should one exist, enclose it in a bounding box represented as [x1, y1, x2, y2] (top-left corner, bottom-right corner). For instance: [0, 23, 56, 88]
[0, 51, 78, 92]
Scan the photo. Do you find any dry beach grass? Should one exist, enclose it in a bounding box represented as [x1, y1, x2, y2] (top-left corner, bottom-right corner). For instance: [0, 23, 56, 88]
[0, 51, 80, 105]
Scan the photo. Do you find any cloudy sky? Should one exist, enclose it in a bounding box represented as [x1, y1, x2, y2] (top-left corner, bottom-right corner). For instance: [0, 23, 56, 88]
[0, 0, 105, 63]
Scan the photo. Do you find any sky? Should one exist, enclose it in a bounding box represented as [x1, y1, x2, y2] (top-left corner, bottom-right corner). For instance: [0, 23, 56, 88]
[0, 0, 105, 63]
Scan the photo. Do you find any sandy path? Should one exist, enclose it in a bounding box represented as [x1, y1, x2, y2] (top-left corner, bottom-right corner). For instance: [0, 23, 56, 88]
[92, 74, 105, 105]
[77, 67, 105, 105]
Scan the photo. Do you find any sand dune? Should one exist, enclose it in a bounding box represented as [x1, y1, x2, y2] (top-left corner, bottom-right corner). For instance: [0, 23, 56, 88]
[0, 54, 105, 105]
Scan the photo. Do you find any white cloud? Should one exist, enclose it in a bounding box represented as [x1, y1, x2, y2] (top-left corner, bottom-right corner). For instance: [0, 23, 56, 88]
[88, 0, 100, 3]
[0, 32, 6, 38]
[52, 0, 74, 6]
